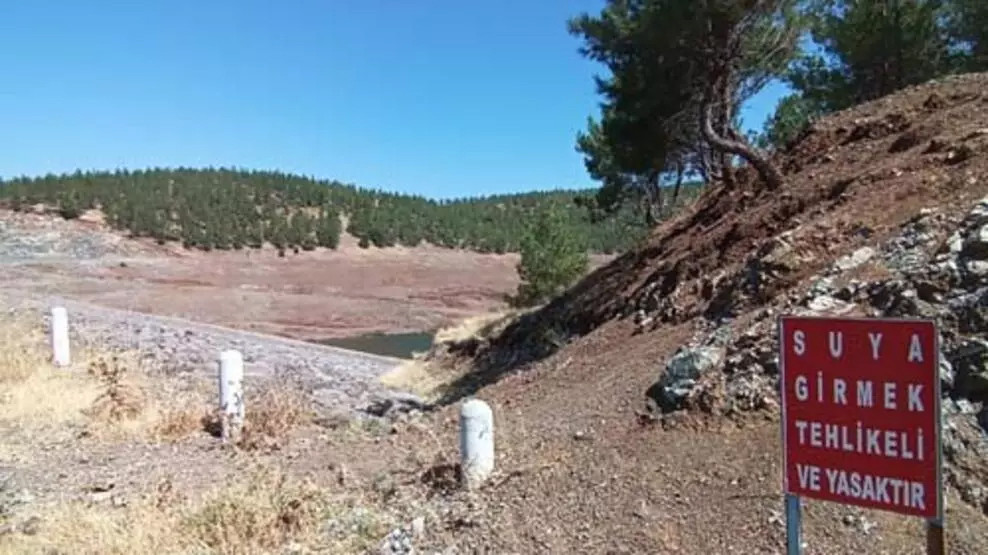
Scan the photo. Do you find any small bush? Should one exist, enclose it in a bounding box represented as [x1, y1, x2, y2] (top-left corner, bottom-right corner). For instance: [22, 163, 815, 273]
[510, 206, 589, 307]
[85, 351, 147, 424]
[207, 382, 314, 451]
[184, 466, 325, 554]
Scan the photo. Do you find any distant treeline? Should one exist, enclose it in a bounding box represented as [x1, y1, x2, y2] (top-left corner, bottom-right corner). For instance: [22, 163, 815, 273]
[0, 168, 703, 254]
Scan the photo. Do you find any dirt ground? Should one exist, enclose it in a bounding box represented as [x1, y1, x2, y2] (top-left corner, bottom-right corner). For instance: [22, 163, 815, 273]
[4, 73, 988, 554]
[0, 215, 610, 341]
[397, 73, 988, 553]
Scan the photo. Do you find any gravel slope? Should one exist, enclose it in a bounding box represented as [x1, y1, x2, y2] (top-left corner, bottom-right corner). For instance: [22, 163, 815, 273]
[0, 293, 416, 418]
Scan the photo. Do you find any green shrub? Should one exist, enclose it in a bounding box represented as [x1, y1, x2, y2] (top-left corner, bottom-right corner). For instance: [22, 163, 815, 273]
[511, 207, 589, 307]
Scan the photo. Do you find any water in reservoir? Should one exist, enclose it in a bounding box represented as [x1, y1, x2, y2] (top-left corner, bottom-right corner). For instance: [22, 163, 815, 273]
[319, 330, 435, 359]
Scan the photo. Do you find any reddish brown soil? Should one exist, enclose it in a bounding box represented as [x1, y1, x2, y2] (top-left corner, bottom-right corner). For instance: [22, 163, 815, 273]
[68, 243, 522, 339]
[400, 73, 988, 552]
[6, 73, 988, 553]
[0, 219, 608, 341]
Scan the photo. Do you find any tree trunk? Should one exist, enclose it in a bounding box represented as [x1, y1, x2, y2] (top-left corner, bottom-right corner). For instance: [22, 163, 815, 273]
[670, 161, 685, 209]
[642, 172, 662, 226]
[701, 96, 783, 190]
[716, 80, 736, 188]
[696, 141, 720, 185]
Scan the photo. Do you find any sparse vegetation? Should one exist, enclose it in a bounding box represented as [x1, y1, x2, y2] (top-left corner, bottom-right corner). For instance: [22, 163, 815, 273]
[0, 317, 204, 444]
[0, 315, 397, 554]
[2, 465, 391, 555]
[758, 0, 988, 149]
[234, 381, 314, 451]
[0, 312, 320, 452]
[3, 3, 988, 554]
[0, 317, 105, 433]
[181, 466, 328, 554]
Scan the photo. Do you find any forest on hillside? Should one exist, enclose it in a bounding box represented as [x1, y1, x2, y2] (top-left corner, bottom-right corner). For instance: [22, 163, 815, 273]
[0, 168, 703, 255]
[6, 1, 987, 262]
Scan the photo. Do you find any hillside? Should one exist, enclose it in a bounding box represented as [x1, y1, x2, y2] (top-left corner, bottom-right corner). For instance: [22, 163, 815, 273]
[404, 73, 988, 552]
[3, 73, 988, 555]
[0, 168, 703, 255]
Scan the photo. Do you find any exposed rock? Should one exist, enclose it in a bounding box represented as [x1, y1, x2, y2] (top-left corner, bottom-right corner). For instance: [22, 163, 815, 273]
[379, 517, 428, 555]
[962, 224, 988, 260]
[666, 347, 724, 383]
[834, 246, 876, 272]
[648, 196, 988, 515]
[411, 516, 426, 538]
[650, 346, 725, 412]
[806, 295, 854, 314]
[940, 357, 956, 391]
[950, 339, 988, 403]
[966, 260, 988, 277]
[808, 276, 837, 297]
[379, 527, 415, 555]
[842, 513, 878, 535]
[946, 231, 965, 254]
[362, 393, 432, 419]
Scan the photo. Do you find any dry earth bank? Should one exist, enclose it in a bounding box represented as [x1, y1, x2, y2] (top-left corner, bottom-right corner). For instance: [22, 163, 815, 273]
[0, 209, 612, 341]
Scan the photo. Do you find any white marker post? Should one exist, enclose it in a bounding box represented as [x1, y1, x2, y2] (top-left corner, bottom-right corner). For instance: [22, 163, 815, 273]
[459, 398, 494, 489]
[50, 306, 70, 367]
[218, 350, 245, 442]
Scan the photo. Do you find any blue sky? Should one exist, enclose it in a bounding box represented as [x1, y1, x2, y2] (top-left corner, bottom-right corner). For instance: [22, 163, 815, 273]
[0, 1, 789, 199]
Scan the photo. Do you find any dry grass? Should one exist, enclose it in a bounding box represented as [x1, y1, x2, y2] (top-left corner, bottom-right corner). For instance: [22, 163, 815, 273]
[79, 348, 213, 443]
[0, 310, 313, 449]
[182, 465, 327, 554]
[432, 310, 517, 345]
[237, 382, 313, 451]
[0, 316, 105, 433]
[198, 380, 315, 452]
[0, 464, 391, 555]
[380, 310, 523, 400]
[154, 404, 213, 442]
[379, 359, 451, 401]
[0, 315, 212, 449]
[0, 315, 393, 554]
[0, 313, 47, 382]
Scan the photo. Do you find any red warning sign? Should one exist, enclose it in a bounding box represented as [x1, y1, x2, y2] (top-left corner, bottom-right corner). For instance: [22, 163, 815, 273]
[779, 316, 942, 519]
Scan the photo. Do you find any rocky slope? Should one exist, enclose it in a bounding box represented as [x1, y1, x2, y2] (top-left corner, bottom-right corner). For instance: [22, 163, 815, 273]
[651, 194, 988, 513]
[409, 73, 988, 552]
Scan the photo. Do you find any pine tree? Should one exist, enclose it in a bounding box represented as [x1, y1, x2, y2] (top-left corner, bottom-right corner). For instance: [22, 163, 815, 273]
[268, 211, 288, 250]
[316, 209, 341, 249]
[511, 207, 589, 307]
[789, 0, 954, 112]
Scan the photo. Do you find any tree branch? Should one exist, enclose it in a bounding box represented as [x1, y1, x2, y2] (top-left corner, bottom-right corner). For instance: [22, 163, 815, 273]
[701, 90, 783, 190]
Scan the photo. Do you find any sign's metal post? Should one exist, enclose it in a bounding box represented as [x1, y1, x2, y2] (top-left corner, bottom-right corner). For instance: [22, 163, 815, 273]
[785, 493, 801, 555]
[927, 336, 946, 555]
[926, 518, 944, 555]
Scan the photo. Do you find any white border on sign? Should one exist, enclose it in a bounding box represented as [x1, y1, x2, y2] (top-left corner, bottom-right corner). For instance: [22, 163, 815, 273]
[776, 314, 943, 521]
